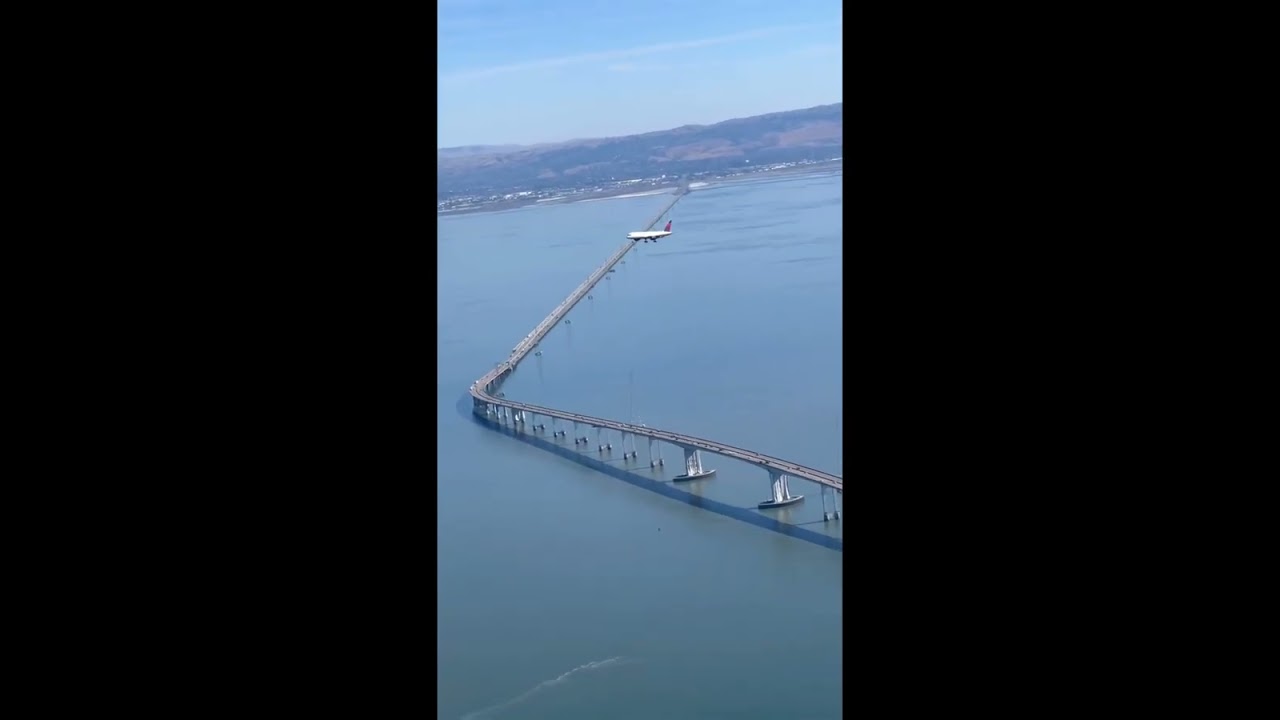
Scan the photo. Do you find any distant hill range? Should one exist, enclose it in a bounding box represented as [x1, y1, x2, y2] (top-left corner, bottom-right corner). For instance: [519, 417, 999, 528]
[438, 103, 841, 198]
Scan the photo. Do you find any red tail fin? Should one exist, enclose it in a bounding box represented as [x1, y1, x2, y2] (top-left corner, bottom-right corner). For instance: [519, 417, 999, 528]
[664, 220, 672, 232]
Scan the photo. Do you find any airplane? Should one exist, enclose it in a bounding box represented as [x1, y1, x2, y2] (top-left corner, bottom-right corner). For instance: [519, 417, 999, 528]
[627, 220, 673, 243]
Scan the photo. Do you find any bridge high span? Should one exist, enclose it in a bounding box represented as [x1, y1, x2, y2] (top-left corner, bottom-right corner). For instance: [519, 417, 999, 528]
[469, 189, 843, 516]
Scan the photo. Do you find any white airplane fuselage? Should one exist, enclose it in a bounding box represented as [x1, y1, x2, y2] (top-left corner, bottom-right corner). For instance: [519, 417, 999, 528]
[627, 230, 672, 240]
[628, 220, 673, 241]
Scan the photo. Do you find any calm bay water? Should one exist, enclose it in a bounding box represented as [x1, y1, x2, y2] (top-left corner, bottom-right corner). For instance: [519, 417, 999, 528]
[437, 173, 843, 720]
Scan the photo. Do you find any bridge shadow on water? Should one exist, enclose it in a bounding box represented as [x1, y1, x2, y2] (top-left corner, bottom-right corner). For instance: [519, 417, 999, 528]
[458, 396, 842, 552]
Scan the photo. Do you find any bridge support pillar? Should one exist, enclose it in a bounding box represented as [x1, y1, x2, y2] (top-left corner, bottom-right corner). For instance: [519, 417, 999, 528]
[673, 447, 716, 482]
[820, 486, 841, 521]
[648, 438, 664, 468]
[759, 468, 804, 509]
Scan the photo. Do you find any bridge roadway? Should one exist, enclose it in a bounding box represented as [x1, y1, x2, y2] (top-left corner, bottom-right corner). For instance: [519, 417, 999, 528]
[477, 395, 843, 491]
[469, 190, 842, 493]
[506, 193, 684, 364]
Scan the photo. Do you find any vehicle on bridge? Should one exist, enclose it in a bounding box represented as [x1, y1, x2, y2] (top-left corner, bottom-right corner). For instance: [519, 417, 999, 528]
[627, 220, 672, 243]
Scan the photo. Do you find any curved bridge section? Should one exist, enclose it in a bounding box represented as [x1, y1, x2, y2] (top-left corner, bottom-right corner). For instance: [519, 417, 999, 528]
[468, 191, 843, 515]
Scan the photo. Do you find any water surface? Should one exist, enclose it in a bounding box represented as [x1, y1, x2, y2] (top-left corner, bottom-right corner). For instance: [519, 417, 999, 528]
[438, 173, 843, 720]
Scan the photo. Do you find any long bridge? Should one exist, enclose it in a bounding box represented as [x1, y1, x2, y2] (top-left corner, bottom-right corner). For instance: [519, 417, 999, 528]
[469, 190, 843, 518]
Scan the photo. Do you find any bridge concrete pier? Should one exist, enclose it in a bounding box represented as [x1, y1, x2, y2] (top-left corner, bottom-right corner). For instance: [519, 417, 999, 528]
[648, 438, 664, 468]
[759, 469, 804, 509]
[673, 447, 716, 482]
[595, 426, 613, 453]
[820, 485, 841, 521]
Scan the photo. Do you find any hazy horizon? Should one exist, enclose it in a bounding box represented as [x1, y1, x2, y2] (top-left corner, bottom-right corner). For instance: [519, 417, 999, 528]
[436, 101, 842, 152]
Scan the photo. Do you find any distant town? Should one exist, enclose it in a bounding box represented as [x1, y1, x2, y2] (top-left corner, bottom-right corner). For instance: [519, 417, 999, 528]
[437, 157, 842, 216]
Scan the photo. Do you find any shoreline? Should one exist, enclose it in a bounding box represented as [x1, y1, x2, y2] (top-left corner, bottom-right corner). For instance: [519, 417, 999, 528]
[438, 161, 842, 218]
[573, 189, 671, 203]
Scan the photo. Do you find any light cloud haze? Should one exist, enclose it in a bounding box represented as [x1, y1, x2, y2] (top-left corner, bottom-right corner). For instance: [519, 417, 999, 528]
[438, 0, 842, 148]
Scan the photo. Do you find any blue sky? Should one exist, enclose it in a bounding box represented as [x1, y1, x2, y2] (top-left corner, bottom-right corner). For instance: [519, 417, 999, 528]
[438, 0, 842, 148]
